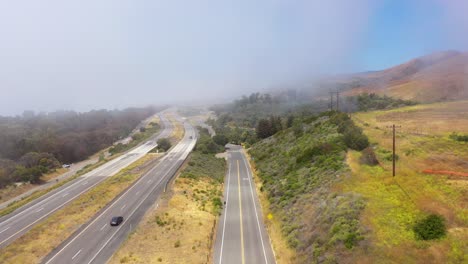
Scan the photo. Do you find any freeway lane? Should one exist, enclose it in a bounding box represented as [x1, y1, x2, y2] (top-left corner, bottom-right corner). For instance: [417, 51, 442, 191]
[43, 121, 197, 264]
[214, 146, 276, 264]
[0, 112, 173, 249]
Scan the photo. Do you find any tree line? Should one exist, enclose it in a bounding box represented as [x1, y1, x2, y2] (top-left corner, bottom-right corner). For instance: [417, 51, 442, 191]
[0, 106, 161, 187]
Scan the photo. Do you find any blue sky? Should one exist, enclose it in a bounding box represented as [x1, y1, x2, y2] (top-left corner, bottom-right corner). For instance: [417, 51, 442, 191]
[0, 0, 466, 114]
[357, 0, 452, 71]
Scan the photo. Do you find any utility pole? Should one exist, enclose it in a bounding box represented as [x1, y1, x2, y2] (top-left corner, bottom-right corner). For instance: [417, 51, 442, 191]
[336, 90, 340, 111]
[392, 124, 396, 177]
[387, 124, 401, 176]
[329, 91, 334, 111]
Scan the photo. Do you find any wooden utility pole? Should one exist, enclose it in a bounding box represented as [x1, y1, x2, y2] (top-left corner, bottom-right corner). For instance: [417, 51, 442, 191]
[329, 91, 334, 111]
[387, 124, 401, 176]
[392, 124, 396, 176]
[336, 90, 340, 111]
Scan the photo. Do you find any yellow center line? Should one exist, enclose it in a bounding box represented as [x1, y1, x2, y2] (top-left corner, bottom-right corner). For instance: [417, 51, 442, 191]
[237, 159, 245, 264]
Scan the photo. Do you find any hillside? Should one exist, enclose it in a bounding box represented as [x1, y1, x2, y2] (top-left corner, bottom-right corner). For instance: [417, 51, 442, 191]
[248, 112, 370, 263]
[246, 102, 467, 263]
[315, 50, 468, 103]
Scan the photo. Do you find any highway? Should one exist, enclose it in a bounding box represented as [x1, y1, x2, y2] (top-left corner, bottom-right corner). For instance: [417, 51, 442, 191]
[214, 146, 276, 264]
[0, 112, 173, 249]
[42, 120, 197, 264]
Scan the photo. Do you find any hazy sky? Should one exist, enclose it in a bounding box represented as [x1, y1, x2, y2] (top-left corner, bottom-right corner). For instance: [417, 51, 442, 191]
[0, 0, 467, 115]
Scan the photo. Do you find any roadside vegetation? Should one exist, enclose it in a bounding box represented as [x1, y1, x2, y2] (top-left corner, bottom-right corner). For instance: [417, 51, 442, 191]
[0, 153, 111, 217]
[208, 92, 328, 147]
[0, 107, 161, 201]
[0, 153, 162, 264]
[0, 115, 162, 217]
[109, 125, 226, 264]
[248, 111, 369, 263]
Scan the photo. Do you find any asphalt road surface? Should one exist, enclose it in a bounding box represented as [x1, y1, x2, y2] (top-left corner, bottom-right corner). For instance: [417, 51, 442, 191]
[0, 113, 173, 249]
[214, 146, 276, 264]
[42, 121, 197, 264]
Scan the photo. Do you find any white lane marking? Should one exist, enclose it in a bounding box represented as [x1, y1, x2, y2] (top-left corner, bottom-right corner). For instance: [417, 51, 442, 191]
[0, 176, 89, 226]
[71, 249, 82, 260]
[218, 162, 232, 264]
[100, 223, 107, 231]
[62, 193, 69, 197]
[121, 204, 126, 211]
[136, 191, 140, 196]
[82, 181, 88, 185]
[45, 129, 195, 264]
[0, 178, 105, 247]
[0, 227, 10, 234]
[147, 179, 152, 184]
[36, 207, 44, 213]
[86, 133, 195, 264]
[242, 153, 271, 264]
[0, 119, 174, 246]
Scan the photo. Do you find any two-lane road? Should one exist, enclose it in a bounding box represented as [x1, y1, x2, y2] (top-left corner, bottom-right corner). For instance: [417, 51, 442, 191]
[0, 113, 172, 249]
[214, 146, 276, 264]
[43, 121, 197, 264]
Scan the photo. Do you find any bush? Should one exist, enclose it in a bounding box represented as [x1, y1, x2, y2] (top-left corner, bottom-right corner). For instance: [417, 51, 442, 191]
[174, 240, 181, 248]
[157, 138, 172, 151]
[413, 214, 446, 240]
[449, 132, 468, 142]
[360, 147, 379, 166]
[343, 127, 369, 151]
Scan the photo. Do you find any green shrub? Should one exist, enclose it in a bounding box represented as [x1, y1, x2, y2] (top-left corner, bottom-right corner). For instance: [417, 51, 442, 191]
[413, 214, 446, 240]
[449, 132, 468, 142]
[157, 138, 172, 151]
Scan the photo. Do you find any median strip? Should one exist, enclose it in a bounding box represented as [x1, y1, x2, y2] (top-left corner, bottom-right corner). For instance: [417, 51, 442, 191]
[0, 153, 163, 264]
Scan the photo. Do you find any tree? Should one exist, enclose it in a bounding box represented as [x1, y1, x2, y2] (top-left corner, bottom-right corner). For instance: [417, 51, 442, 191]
[157, 138, 172, 152]
[213, 134, 229, 146]
[256, 119, 272, 139]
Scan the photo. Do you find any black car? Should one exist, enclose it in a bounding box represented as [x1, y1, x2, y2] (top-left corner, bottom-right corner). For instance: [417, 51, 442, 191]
[110, 216, 124, 226]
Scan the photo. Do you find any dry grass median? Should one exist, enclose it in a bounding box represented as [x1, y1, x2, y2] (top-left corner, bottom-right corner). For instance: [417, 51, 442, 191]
[0, 153, 162, 264]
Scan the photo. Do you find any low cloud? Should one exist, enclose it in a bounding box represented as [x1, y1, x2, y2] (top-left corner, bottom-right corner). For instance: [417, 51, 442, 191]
[0, 0, 378, 115]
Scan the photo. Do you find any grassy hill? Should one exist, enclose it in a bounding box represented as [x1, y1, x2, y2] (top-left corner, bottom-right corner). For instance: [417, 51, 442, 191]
[247, 101, 467, 263]
[341, 100, 467, 263]
[315, 51, 468, 103]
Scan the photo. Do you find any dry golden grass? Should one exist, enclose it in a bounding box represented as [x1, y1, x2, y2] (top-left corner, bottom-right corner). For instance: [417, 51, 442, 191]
[165, 113, 184, 143]
[0, 154, 161, 264]
[0, 168, 66, 205]
[109, 177, 220, 264]
[353, 100, 468, 174]
[339, 101, 468, 263]
[40, 168, 67, 182]
[243, 150, 295, 264]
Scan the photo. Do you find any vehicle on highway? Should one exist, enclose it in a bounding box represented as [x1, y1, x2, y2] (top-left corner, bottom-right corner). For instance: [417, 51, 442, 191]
[110, 216, 124, 226]
[62, 164, 71, 168]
